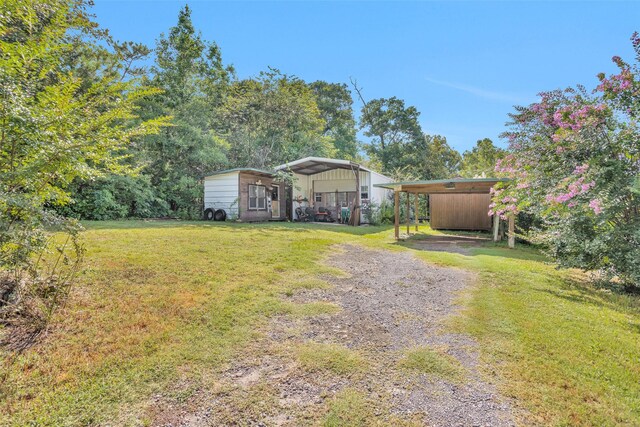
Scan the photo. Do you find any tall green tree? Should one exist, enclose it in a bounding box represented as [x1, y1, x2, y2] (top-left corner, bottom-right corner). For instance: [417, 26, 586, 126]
[459, 138, 506, 178]
[400, 134, 462, 180]
[140, 5, 233, 216]
[309, 81, 358, 160]
[222, 69, 331, 168]
[357, 96, 423, 173]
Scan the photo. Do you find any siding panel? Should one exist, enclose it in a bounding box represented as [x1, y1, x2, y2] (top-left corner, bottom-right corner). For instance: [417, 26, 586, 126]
[203, 172, 240, 217]
[429, 193, 492, 230]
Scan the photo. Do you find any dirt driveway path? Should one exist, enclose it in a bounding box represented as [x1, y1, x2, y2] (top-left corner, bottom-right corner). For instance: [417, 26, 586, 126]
[158, 245, 515, 426]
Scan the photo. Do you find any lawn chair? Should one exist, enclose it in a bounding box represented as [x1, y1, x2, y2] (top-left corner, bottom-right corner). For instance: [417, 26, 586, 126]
[304, 207, 316, 222]
[295, 206, 312, 222]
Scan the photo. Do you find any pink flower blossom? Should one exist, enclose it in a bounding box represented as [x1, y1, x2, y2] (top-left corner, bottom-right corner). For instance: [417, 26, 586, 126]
[573, 164, 589, 175]
[589, 199, 603, 215]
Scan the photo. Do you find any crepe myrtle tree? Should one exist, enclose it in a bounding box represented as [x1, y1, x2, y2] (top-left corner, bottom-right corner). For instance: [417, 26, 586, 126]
[490, 33, 640, 289]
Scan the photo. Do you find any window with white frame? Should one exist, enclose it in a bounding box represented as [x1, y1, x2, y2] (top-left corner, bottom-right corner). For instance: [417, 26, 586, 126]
[360, 185, 369, 200]
[315, 192, 322, 203]
[248, 184, 267, 210]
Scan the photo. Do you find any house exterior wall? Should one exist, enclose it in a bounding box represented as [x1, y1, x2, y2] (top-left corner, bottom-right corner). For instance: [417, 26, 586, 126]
[204, 171, 240, 218]
[238, 172, 286, 222]
[292, 169, 369, 202]
[369, 170, 393, 206]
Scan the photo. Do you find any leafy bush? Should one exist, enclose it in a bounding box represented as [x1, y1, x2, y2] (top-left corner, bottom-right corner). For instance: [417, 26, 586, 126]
[60, 175, 170, 220]
[362, 199, 395, 225]
[0, 0, 167, 349]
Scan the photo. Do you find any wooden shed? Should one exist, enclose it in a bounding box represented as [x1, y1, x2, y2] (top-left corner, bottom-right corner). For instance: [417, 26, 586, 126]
[374, 178, 513, 245]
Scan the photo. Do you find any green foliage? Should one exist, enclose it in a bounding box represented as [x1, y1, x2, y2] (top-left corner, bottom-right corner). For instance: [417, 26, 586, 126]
[359, 96, 423, 173]
[400, 134, 461, 179]
[362, 199, 394, 225]
[459, 138, 506, 178]
[222, 68, 333, 168]
[137, 5, 232, 218]
[355, 88, 462, 179]
[59, 175, 169, 220]
[492, 36, 640, 288]
[0, 0, 167, 341]
[309, 81, 359, 160]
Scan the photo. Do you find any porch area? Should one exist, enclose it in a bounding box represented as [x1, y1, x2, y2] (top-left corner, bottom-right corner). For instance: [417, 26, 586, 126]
[275, 157, 392, 226]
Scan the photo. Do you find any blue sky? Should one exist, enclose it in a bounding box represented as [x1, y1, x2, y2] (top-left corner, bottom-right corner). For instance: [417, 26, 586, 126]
[93, 1, 639, 152]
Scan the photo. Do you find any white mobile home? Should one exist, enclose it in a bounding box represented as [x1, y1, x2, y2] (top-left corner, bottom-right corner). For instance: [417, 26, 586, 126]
[203, 158, 393, 224]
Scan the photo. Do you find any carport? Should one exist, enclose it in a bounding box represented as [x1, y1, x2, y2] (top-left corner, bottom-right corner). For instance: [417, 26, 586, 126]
[374, 178, 515, 248]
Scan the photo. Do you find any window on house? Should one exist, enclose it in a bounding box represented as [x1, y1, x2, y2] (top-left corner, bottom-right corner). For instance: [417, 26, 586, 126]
[248, 184, 267, 210]
[360, 185, 369, 200]
[315, 192, 322, 203]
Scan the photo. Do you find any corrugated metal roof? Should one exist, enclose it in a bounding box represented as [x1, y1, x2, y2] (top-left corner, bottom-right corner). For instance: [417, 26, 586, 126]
[203, 168, 275, 178]
[274, 156, 377, 175]
[373, 177, 509, 189]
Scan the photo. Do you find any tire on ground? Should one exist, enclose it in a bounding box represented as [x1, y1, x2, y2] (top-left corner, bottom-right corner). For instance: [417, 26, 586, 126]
[214, 209, 227, 221]
[204, 208, 215, 221]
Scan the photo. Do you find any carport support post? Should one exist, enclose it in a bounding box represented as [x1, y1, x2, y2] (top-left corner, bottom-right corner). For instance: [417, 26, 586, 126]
[414, 193, 419, 232]
[492, 214, 500, 242]
[405, 192, 410, 235]
[508, 214, 515, 248]
[394, 190, 400, 239]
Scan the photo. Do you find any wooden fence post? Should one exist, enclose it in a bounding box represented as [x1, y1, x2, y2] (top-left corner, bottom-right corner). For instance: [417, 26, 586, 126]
[405, 192, 410, 236]
[394, 190, 400, 240]
[414, 193, 419, 232]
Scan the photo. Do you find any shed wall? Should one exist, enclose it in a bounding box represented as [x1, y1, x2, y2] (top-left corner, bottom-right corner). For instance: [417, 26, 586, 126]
[204, 172, 240, 218]
[238, 172, 286, 222]
[429, 193, 492, 230]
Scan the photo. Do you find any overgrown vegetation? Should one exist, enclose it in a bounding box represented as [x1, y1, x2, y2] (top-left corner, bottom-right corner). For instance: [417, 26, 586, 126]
[0, 0, 167, 346]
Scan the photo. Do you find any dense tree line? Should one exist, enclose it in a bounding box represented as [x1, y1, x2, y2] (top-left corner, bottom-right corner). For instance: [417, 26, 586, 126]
[54, 5, 503, 220]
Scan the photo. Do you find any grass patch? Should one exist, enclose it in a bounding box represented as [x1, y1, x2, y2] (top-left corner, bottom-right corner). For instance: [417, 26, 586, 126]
[322, 389, 375, 427]
[296, 342, 366, 376]
[398, 346, 464, 382]
[322, 388, 421, 427]
[285, 301, 341, 317]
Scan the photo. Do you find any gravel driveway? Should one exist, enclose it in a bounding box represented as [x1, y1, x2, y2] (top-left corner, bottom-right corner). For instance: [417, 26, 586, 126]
[155, 245, 515, 426]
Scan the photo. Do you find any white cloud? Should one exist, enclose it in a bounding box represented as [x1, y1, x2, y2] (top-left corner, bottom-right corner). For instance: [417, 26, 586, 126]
[424, 76, 528, 104]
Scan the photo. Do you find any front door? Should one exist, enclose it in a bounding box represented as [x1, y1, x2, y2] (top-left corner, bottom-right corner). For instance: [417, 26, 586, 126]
[271, 186, 280, 219]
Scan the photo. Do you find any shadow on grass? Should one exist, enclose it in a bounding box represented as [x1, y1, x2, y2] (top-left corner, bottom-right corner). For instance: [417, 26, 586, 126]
[81, 219, 395, 236]
[536, 276, 640, 317]
[395, 232, 548, 263]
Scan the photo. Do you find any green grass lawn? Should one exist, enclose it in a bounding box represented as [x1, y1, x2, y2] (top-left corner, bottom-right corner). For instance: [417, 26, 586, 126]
[1, 220, 638, 426]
